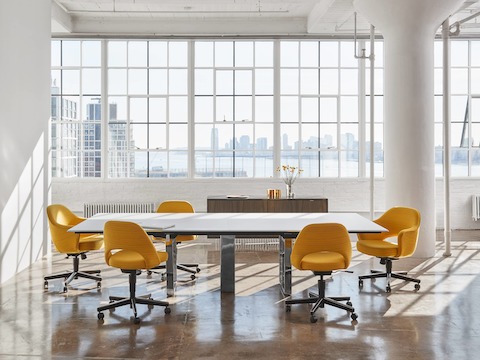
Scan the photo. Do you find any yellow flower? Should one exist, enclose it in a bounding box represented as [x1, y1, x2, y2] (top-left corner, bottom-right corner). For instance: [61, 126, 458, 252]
[276, 164, 302, 185]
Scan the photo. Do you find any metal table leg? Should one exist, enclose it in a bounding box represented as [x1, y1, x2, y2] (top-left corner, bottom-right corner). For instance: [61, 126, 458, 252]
[165, 234, 177, 297]
[220, 234, 235, 293]
[279, 235, 292, 296]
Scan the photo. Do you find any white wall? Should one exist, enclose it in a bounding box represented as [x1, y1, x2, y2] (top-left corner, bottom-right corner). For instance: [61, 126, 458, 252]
[0, 0, 51, 284]
[52, 177, 480, 230]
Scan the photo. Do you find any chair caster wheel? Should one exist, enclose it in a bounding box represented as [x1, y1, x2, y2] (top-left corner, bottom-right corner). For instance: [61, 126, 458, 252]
[386, 285, 391, 293]
[358, 279, 363, 288]
[44, 281, 48, 289]
[147, 270, 152, 276]
[98, 312, 104, 320]
[351, 313, 358, 321]
[285, 305, 291, 312]
[164, 307, 171, 314]
[196, 268, 201, 273]
[133, 317, 141, 324]
[190, 274, 196, 280]
[62, 285, 68, 293]
[97, 281, 101, 288]
[346, 301, 352, 306]
[310, 315, 317, 323]
[148, 304, 154, 310]
[414, 283, 420, 291]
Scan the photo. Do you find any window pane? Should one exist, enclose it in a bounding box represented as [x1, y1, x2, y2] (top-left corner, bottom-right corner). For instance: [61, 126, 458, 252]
[128, 41, 147, 67]
[195, 69, 214, 95]
[62, 41, 80, 66]
[169, 69, 188, 94]
[280, 69, 299, 95]
[149, 41, 168, 67]
[196, 42, 214, 67]
[215, 42, 234, 67]
[149, 69, 168, 95]
[255, 69, 273, 95]
[301, 98, 318, 123]
[300, 42, 318, 67]
[169, 97, 188, 123]
[62, 70, 80, 94]
[108, 41, 127, 67]
[235, 42, 253, 67]
[108, 69, 127, 95]
[320, 69, 338, 95]
[82, 68, 101, 94]
[216, 70, 233, 95]
[280, 42, 298, 67]
[82, 41, 101, 66]
[235, 70, 252, 95]
[300, 69, 318, 94]
[128, 69, 147, 95]
[255, 42, 273, 67]
[320, 42, 338, 67]
[169, 42, 188, 67]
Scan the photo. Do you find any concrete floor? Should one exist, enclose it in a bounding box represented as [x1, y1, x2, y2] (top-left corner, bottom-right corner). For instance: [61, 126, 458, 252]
[1, 231, 480, 359]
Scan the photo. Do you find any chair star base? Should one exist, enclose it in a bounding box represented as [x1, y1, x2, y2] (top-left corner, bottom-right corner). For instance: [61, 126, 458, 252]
[97, 269, 170, 324]
[285, 272, 357, 322]
[358, 257, 421, 293]
[44, 253, 101, 293]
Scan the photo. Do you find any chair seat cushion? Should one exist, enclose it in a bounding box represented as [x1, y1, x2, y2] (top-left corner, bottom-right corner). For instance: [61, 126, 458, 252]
[78, 234, 103, 251]
[300, 251, 347, 272]
[108, 250, 168, 270]
[357, 240, 398, 258]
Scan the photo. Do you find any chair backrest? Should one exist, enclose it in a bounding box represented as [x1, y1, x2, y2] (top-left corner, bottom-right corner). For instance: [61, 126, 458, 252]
[156, 200, 196, 241]
[46, 204, 82, 253]
[291, 223, 352, 271]
[103, 221, 161, 269]
[358, 206, 421, 258]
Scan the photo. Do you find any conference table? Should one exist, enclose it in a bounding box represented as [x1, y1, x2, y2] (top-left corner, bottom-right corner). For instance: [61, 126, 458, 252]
[69, 212, 386, 296]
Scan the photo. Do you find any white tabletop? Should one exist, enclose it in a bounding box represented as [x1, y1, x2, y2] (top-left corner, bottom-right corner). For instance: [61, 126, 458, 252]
[69, 212, 386, 235]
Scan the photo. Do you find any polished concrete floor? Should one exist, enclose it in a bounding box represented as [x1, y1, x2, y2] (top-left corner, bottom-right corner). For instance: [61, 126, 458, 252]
[1, 231, 480, 359]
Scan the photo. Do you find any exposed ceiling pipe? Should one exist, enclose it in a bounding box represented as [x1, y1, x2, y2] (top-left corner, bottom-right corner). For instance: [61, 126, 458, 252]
[354, 12, 375, 220]
[449, 10, 480, 35]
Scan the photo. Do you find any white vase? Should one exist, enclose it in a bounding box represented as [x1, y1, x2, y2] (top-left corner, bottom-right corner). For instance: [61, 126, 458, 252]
[285, 184, 294, 199]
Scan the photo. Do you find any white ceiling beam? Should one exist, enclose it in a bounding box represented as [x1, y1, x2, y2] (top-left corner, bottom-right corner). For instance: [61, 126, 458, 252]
[51, 0, 73, 33]
[307, 0, 336, 33]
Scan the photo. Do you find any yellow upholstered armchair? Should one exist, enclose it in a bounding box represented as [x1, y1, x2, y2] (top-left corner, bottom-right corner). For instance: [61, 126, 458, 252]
[149, 200, 200, 280]
[97, 221, 170, 324]
[44, 204, 103, 293]
[285, 223, 357, 323]
[357, 206, 421, 293]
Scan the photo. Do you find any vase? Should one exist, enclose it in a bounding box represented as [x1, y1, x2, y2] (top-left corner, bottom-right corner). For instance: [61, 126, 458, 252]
[285, 184, 294, 199]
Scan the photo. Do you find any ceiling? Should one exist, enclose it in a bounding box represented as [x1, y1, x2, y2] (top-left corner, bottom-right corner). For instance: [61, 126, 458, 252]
[52, 0, 480, 37]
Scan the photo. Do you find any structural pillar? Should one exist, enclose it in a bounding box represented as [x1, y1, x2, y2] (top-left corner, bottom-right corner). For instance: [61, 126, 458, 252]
[353, 0, 463, 257]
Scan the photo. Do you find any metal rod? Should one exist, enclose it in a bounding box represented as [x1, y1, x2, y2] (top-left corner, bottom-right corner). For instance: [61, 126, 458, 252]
[442, 18, 452, 257]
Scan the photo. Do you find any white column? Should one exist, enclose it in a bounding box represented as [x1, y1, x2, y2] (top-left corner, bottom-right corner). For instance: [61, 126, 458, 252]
[353, 0, 463, 257]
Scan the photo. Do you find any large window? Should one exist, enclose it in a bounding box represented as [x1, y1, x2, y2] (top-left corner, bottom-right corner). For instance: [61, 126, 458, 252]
[434, 40, 480, 177]
[194, 41, 274, 177]
[51, 38, 388, 179]
[107, 40, 189, 178]
[51, 40, 102, 177]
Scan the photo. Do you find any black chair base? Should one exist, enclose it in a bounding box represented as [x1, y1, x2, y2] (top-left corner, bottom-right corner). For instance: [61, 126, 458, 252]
[358, 257, 421, 293]
[285, 272, 357, 322]
[97, 269, 170, 324]
[148, 263, 201, 280]
[44, 252, 101, 293]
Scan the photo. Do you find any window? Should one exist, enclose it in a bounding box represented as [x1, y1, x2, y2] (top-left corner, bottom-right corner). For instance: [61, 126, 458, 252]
[51, 40, 102, 177]
[434, 40, 480, 177]
[51, 38, 389, 179]
[107, 40, 189, 178]
[194, 41, 274, 177]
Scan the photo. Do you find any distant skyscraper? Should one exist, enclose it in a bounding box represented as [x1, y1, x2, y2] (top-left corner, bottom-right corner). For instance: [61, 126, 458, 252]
[211, 128, 219, 150]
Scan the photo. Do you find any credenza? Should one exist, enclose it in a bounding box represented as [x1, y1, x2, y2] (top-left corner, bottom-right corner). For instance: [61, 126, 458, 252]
[207, 196, 328, 213]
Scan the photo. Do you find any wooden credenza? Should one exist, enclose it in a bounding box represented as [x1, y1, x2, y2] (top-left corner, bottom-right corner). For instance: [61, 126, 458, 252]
[207, 196, 328, 213]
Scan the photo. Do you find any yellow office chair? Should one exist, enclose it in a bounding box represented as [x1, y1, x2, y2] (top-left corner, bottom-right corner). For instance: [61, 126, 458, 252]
[97, 221, 170, 324]
[285, 223, 357, 323]
[149, 200, 200, 280]
[44, 204, 103, 293]
[357, 206, 421, 293]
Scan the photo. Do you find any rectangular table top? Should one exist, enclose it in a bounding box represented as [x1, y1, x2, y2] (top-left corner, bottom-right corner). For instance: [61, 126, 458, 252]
[69, 212, 386, 236]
